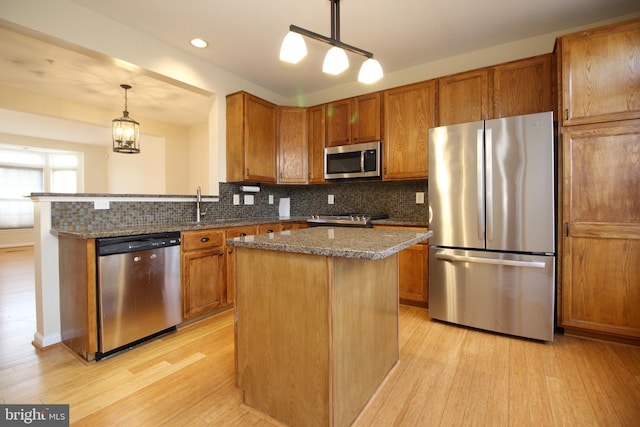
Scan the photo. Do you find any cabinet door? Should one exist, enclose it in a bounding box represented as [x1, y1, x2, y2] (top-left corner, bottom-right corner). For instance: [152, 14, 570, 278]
[561, 121, 640, 340]
[560, 19, 640, 126]
[308, 104, 326, 184]
[225, 225, 257, 305]
[374, 226, 429, 306]
[182, 248, 225, 319]
[383, 81, 436, 180]
[226, 91, 277, 183]
[326, 99, 352, 146]
[438, 68, 492, 126]
[277, 106, 308, 184]
[352, 92, 382, 143]
[245, 94, 277, 182]
[493, 54, 553, 118]
[398, 243, 429, 305]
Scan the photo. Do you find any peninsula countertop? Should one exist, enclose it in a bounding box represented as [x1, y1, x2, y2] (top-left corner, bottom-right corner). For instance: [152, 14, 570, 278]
[227, 227, 432, 260]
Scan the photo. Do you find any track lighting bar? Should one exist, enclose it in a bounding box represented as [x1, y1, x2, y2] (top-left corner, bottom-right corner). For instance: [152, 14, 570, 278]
[288, 25, 373, 59]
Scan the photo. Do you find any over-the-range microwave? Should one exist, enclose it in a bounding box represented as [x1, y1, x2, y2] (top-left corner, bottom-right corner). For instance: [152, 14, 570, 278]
[324, 141, 382, 180]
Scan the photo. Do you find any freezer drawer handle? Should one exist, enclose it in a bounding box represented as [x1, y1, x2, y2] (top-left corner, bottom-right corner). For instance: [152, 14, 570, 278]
[435, 252, 546, 269]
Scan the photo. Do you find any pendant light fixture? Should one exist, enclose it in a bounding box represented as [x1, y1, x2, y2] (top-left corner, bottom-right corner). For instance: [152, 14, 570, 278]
[112, 84, 140, 154]
[280, 0, 383, 84]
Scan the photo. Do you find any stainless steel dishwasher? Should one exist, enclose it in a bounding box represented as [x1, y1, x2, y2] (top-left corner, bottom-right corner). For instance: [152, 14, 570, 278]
[96, 231, 182, 359]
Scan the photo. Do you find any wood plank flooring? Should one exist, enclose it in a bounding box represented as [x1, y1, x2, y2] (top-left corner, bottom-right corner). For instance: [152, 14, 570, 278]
[1, 246, 639, 426]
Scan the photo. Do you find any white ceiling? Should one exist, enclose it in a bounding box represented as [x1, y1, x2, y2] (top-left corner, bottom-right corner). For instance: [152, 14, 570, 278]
[68, 0, 640, 97]
[0, 0, 639, 145]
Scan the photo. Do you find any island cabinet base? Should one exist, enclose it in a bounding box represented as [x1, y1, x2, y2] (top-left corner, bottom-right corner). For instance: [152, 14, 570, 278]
[235, 247, 399, 427]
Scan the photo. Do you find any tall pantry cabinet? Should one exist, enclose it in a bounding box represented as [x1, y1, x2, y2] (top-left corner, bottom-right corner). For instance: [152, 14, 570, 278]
[557, 18, 640, 344]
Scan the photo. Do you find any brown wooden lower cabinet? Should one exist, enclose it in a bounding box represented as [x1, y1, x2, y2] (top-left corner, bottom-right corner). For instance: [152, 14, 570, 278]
[374, 225, 429, 306]
[224, 225, 257, 305]
[256, 222, 282, 234]
[58, 235, 98, 360]
[181, 229, 225, 319]
[560, 120, 640, 344]
[235, 247, 399, 427]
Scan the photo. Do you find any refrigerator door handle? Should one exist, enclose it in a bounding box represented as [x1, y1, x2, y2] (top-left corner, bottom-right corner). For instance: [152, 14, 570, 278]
[476, 129, 485, 241]
[485, 128, 493, 241]
[435, 252, 546, 269]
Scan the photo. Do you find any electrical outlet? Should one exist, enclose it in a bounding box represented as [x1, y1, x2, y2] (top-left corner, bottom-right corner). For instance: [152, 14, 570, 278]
[94, 200, 110, 210]
[328, 194, 335, 205]
[416, 192, 425, 204]
[269, 195, 274, 204]
[244, 194, 254, 205]
[233, 194, 240, 205]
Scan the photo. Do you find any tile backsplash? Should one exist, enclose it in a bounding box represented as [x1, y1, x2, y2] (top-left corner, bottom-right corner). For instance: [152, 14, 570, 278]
[51, 180, 428, 231]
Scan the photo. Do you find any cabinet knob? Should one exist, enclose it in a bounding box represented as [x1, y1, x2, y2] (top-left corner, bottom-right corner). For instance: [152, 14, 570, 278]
[218, 251, 224, 256]
[228, 249, 234, 254]
[200, 237, 210, 243]
[240, 233, 247, 237]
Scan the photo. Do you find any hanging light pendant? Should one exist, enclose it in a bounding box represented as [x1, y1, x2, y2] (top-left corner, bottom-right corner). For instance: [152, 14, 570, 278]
[280, 0, 383, 83]
[280, 31, 307, 63]
[323, 46, 349, 75]
[112, 84, 140, 154]
[358, 58, 384, 84]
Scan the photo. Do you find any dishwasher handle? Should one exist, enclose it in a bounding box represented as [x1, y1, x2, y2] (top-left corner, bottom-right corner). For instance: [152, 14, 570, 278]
[435, 252, 546, 269]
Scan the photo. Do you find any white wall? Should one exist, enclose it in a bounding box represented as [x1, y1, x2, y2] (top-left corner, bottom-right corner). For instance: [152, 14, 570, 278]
[107, 134, 166, 194]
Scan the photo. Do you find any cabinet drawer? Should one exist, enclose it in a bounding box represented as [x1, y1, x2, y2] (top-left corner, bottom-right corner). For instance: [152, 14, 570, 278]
[226, 225, 257, 240]
[374, 225, 429, 245]
[182, 229, 224, 251]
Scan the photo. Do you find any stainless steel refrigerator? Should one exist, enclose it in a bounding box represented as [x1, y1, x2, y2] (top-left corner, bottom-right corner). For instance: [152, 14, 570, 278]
[428, 111, 556, 341]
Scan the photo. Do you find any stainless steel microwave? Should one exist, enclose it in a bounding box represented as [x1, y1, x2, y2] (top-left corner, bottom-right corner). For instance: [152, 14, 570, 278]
[324, 141, 382, 180]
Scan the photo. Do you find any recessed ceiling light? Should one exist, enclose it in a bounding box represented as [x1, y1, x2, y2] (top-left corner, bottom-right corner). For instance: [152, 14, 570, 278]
[190, 38, 208, 49]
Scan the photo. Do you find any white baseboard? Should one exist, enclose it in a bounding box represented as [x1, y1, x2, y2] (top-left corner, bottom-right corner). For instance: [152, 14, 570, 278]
[33, 331, 62, 349]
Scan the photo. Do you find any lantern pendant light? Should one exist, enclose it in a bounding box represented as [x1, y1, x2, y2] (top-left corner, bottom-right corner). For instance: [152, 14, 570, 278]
[112, 84, 140, 154]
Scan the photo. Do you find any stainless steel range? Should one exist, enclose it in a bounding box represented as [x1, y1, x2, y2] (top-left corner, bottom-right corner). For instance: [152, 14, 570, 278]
[307, 213, 389, 228]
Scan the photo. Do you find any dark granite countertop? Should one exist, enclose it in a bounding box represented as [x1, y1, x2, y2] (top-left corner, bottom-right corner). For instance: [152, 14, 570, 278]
[372, 219, 428, 228]
[226, 227, 432, 260]
[51, 217, 427, 239]
[51, 217, 309, 239]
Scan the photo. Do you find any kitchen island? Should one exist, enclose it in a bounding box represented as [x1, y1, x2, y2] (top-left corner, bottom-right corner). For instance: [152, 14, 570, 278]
[228, 227, 431, 427]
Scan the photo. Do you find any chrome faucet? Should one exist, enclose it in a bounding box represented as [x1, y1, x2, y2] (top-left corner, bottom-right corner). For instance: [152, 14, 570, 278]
[196, 186, 206, 223]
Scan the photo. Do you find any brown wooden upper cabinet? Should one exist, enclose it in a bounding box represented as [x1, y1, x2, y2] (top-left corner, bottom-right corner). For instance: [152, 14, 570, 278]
[438, 69, 492, 126]
[383, 81, 436, 180]
[438, 55, 554, 126]
[307, 104, 326, 184]
[558, 18, 640, 126]
[326, 92, 382, 146]
[277, 106, 308, 184]
[226, 91, 277, 183]
[493, 54, 553, 119]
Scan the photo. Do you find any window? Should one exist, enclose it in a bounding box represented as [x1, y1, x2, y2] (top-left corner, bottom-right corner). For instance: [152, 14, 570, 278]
[0, 147, 83, 229]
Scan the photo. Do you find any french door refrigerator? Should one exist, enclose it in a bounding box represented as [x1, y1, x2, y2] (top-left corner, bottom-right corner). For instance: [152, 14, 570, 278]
[428, 111, 556, 341]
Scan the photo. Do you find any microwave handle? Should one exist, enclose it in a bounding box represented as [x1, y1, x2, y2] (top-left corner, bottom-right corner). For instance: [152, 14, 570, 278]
[361, 150, 365, 172]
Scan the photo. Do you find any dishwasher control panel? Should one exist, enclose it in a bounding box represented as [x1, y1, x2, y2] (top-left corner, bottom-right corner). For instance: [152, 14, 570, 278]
[97, 231, 181, 256]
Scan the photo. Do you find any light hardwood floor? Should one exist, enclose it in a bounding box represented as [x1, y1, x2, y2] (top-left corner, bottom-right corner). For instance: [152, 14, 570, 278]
[1, 246, 639, 426]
